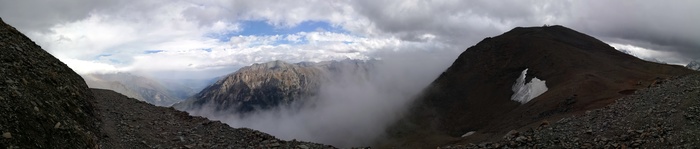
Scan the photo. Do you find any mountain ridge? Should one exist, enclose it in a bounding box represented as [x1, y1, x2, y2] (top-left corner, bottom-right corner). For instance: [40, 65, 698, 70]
[174, 59, 374, 114]
[82, 72, 191, 106]
[0, 17, 337, 149]
[0, 17, 98, 148]
[384, 25, 695, 148]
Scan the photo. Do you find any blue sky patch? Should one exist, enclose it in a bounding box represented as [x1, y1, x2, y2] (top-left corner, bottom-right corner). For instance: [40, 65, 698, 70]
[97, 53, 112, 57]
[237, 20, 346, 36]
[208, 20, 349, 45]
[144, 50, 164, 54]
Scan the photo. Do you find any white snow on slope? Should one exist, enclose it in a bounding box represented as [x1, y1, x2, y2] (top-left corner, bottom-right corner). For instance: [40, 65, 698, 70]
[511, 68, 548, 104]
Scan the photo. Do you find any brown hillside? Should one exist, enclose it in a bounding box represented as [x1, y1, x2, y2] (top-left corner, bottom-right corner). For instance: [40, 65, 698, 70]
[385, 25, 695, 148]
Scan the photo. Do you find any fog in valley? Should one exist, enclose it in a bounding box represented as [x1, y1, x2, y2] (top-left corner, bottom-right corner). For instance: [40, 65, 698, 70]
[185, 49, 460, 147]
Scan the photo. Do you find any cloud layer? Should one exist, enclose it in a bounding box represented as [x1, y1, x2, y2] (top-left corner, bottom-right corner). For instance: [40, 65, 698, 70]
[2, 1, 698, 147]
[2, 0, 699, 78]
[186, 49, 459, 147]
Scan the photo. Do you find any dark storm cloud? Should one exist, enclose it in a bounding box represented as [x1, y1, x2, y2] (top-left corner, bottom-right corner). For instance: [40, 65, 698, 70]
[0, 0, 122, 32]
[349, 0, 699, 61]
[563, 1, 700, 61]
[348, 0, 574, 50]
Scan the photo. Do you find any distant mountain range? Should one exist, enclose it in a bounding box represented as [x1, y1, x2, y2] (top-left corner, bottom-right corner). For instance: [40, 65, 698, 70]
[5, 15, 700, 148]
[173, 59, 374, 114]
[0, 18, 331, 148]
[82, 73, 208, 106]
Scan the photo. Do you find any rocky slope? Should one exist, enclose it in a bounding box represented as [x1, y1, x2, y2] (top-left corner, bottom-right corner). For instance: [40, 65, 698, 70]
[0, 17, 98, 148]
[444, 73, 700, 148]
[83, 73, 185, 106]
[174, 59, 372, 114]
[0, 17, 336, 149]
[91, 89, 334, 149]
[383, 25, 695, 148]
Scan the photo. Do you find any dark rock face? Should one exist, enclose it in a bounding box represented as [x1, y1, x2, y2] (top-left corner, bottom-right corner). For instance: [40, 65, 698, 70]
[175, 60, 372, 114]
[0, 18, 98, 148]
[386, 25, 694, 148]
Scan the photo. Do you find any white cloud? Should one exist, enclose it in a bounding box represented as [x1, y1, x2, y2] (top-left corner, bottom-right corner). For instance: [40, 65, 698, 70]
[608, 43, 685, 65]
[2, 0, 695, 78]
[2, 0, 699, 147]
[59, 58, 123, 74]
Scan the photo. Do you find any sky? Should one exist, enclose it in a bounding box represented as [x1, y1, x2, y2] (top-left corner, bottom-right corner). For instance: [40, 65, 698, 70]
[1, 0, 699, 79]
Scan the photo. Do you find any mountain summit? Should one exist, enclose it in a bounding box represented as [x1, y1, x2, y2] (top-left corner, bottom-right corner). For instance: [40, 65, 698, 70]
[386, 25, 694, 147]
[174, 60, 372, 114]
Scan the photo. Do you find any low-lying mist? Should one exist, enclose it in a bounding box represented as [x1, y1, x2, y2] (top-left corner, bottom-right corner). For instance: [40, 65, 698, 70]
[186, 48, 460, 147]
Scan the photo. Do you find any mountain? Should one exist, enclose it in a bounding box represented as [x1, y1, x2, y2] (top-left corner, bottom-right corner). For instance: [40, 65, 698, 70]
[687, 60, 700, 71]
[445, 73, 700, 148]
[384, 25, 695, 148]
[89, 88, 335, 148]
[82, 74, 146, 101]
[0, 17, 98, 148]
[174, 59, 373, 114]
[0, 18, 336, 148]
[82, 73, 188, 106]
[158, 78, 218, 99]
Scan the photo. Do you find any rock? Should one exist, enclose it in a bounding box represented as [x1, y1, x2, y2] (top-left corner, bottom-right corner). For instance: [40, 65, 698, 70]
[515, 136, 527, 142]
[441, 74, 700, 148]
[54, 122, 61, 128]
[3, 132, 11, 138]
[540, 120, 550, 127]
[1, 18, 99, 148]
[504, 130, 519, 139]
[297, 145, 310, 149]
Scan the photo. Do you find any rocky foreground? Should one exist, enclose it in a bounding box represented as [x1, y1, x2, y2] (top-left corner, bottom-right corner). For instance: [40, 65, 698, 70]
[444, 73, 700, 148]
[91, 88, 333, 149]
[1, 17, 98, 148]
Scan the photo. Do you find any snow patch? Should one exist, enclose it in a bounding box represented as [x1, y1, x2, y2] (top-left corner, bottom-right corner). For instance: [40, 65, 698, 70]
[511, 68, 548, 104]
[686, 60, 700, 71]
[461, 131, 476, 137]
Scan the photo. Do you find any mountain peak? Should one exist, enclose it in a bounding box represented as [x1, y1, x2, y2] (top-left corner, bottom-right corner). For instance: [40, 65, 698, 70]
[386, 25, 694, 147]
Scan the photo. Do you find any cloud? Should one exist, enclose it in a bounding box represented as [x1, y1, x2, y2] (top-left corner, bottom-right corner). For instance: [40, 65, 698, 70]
[59, 58, 122, 74]
[186, 48, 460, 147]
[2, 0, 699, 147]
[564, 1, 700, 62]
[2, 0, 698, 78]
[609, 42, 684, 65]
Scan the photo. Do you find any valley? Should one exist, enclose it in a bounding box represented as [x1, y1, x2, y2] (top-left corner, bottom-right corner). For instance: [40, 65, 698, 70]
[2, 16, 700, 149]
